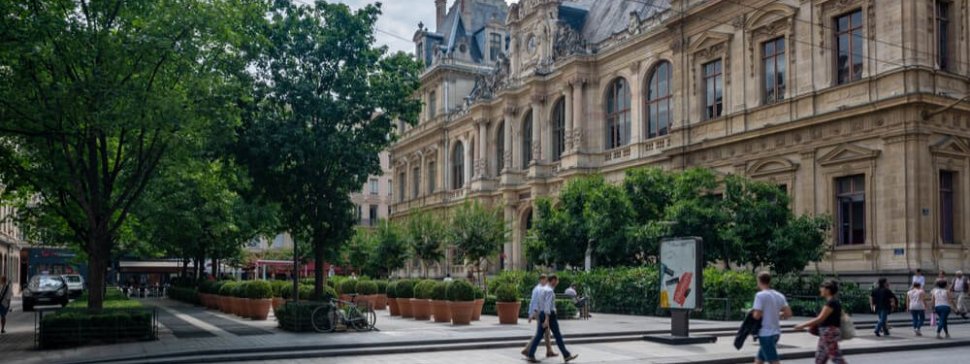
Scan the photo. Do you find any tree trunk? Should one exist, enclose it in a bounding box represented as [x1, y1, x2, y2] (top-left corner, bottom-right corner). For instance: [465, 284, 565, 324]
[313, 233, 325, 300]
[86, 230, 111, 310]
[212, 258, 220, 278]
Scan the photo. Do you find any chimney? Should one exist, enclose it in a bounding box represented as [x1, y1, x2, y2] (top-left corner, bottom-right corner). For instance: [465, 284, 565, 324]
[436, 0, 446, 30]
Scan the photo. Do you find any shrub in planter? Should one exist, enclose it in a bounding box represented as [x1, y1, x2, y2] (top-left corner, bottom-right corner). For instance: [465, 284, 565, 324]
[386, 281, 400, 316]
[411, 280, 435, 320]
[339, 279, 358, 302]
[431, 281, 451, 323]
[356, 280, 379, 310]
[218, 282, 236, 313]
[231, 282, 248, 317]
[245, 280, 274, 320]
[270, 281, 289, 313]
[396, 280, 415, 318]
[447, 280, 476, 325]
[39, 308, 154, 348]
[275, 300, 332, 332]
[494, 284, 520, 324]
[374, 280, 388, 310]
[471, 285, 485, 321]
[167, 287, 200, 306]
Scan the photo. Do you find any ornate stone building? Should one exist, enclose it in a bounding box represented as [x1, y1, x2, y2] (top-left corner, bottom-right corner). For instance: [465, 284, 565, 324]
[390, 0, 970, 276]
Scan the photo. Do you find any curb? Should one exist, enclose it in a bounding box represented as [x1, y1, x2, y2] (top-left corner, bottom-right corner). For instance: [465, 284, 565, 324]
[662, 338, 970, 364]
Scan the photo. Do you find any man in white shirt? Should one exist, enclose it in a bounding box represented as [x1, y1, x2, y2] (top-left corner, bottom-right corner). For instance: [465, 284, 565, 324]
[521, 274, 556, 358]
[525, 275, 578, 363]
[751, 272, 793, 364]
[912, 269, 925, 289]
[952, 271, 968, 319]
[564, 284, 587, 313]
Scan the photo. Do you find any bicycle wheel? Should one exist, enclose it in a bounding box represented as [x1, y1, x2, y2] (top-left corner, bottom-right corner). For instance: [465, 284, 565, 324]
[353, 308, 377, 332]
[311, 305, 337, 333]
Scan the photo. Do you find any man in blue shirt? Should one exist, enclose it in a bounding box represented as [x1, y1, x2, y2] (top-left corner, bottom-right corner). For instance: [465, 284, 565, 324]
[752, 272, 793, 364]
[525, 275, 578, 363]
[521, 274, 556, 358]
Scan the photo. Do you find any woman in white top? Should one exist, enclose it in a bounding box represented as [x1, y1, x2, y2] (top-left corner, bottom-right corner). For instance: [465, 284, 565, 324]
[932, 279, 953, 339]
[907, 282, 926, 335]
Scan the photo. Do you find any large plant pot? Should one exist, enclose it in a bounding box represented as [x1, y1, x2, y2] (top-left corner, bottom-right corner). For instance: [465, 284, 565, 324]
[388, 297, 401, 316]
[339, 294, 352, 302]
[472, 298, 484, 321]
[250, 298, 272, 320]
[205, 294, 217, 309]
[271, 298, 285, 313]
[411, 298, 431, 320]
[374, 294, 387, 310]
[450, 301, 475, 325]
[398, 298, 414, 318]
[232, 297, 246, 317]
[496, 301, 521, 324]
[432, 300, 452, 323]
[219, 296, 231, 313]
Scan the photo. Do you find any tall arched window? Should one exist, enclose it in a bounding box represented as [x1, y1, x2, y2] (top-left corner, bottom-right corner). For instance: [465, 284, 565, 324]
[605, 78, 631, 149]
[496, 121, 505, 173]
[551, 98, 566, 161]
[645, 62, 671, 139]
[522, 111, 533, 169]
[452, 142, 464, 189]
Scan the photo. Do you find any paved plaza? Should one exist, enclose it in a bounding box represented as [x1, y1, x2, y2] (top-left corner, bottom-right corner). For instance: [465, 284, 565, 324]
[2, 297, 970, 364]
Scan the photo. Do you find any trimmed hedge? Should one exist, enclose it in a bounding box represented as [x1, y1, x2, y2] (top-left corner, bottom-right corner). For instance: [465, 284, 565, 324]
[357, 280, 378, 295]
[414, 280, 436, 300]
[245, 281, 274, 299]
[41, 291, 154, 348]
[339, 279, 358, 295]
[386, 281, 399, 298]
[446, 280, 475, 301]
[275, 301, 334, 332]
[395, 280, 415, 299]
[168, 287, 200, 305]
[495, 284, 518, 302]
[431, 281, 448, 300]
[482, 297, 577, 319]
[375, 280, 388, 294]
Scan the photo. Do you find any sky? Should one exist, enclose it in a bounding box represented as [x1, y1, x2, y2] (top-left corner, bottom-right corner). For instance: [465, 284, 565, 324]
[302, 0, 519, 55]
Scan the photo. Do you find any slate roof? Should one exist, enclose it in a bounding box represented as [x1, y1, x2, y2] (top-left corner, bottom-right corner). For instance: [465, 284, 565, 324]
[430, 0, 508, 65]
[560, 0, 670, 46]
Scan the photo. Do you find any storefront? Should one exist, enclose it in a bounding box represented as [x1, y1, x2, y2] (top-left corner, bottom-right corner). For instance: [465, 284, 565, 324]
[24, 248, 88, 282]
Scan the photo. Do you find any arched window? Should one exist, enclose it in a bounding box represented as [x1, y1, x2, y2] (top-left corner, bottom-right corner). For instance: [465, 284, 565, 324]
[522, 111, 533, 169]
[496, 121, 505, 173]
[605, 78, 631, 149]
[645, 62, 671, 139]
[452, 142, 464, 189]
[551, 98, 566, 161]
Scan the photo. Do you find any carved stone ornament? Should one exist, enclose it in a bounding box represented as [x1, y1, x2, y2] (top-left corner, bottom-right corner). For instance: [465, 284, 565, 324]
[467, 52, 512, 103]
[553, 21, 588, 61]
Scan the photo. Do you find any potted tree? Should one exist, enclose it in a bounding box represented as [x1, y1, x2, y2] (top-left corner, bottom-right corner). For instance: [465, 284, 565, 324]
[447, 280, 476, 325]
[374, 280, 388, 310]
[396, 280, 415, 318]
[339, 279, 357, 303]
[411, 280, 434, 320]
[472, 286, 485, 321]
[387, 281, 400, 316]
[271, 281, 287, 312]
[431, 281, 451, 323]
[246, 280, 274, 320]
[231, 282, 247, 317]
[356, 280, 378, 310]
[218, 282, 235, 314]
[495, 284, 521, 324]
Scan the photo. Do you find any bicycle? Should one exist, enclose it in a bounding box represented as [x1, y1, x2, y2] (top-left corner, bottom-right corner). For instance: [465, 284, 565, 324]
[311, 298, 376, 333]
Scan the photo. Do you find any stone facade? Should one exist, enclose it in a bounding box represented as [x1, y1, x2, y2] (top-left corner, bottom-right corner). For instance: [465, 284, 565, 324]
[390, 0, 970, 275]
[1, 203, 26, 294]
[351, 152, 394, 229]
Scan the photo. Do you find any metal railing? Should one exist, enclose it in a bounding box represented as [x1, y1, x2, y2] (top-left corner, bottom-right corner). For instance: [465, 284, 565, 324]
[34, 307, 158, 349]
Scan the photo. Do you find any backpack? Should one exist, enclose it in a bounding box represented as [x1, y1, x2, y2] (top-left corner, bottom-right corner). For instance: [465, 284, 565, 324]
[840, 313, 856, 341]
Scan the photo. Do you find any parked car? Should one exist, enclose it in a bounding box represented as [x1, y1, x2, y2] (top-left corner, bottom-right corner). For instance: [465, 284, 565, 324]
[62, 274, 85, 298]
[23, 274, 69, 311]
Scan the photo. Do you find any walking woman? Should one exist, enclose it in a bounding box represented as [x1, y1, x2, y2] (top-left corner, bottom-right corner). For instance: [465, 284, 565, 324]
[795, 280, 846, 364]
[932, 279, 953, 339]
[907, 282, 926, 336]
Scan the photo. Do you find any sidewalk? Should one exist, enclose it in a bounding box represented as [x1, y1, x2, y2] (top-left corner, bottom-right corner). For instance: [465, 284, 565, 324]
[5, 298, 968, 364]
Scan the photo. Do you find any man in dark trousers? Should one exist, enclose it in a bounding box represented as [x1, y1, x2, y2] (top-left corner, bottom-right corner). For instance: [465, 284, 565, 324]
[870, 277, 898, 336]
[525, 275, 578, 363]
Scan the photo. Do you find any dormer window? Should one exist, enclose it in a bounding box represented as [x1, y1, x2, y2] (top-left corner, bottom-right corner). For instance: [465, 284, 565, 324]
[489, 33, 502, 61]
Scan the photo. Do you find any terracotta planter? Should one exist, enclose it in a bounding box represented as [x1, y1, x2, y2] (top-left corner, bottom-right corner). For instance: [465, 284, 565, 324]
[374, 294, 387, 310]
[411, 298, 432, 320]
[496, 301, 521, 324]
[197, 293, 208, 307]
[249, 298, 272, 320]
[234, 297, 248, 317]
[219, 296, 231, 313]
[355, 295, 372, 310]
[205, 294, 217, 309]
[449, 301, 475, 325]
[388, 297, 401, 316]
[398, 298, 414, 318]
[229, 297, 241, 317]
[271, 297, 285, 315]
[472, 298, 484, 321]
[431, 300, 452, 323]
[339, 294, 352, 302]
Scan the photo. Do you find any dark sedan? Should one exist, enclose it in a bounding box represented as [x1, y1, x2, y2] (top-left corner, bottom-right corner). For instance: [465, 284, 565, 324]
[23, 274, 70, 311]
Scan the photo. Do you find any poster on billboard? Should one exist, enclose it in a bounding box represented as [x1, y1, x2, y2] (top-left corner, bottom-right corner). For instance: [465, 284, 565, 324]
[659, 237, 702, 311]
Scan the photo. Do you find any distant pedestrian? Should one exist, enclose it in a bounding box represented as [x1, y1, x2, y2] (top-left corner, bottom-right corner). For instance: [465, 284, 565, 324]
[443, 273, 453, 282]
[912, 269, 925, 288]
[795, 280, 846, 364]
[907, 281, 926, 336]
[932, 279, 953, 339]
[936, 271, 947, 286]
[950, 271, 968, 319]
[869, 277, 897, 336]
[751, 272, 793, 364]
[521, 274, 556, 359]
[564, 284, 587, 313]
[0, 276, 11, 334]
[525, 275, 577, 363]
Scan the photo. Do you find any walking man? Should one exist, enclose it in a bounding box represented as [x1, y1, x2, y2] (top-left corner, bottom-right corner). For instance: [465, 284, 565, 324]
[521, 274, 556, 359]
[870, 277, 898, 336]
[951, 271, 968, 319]
[751, 272, 793, 364]
[526, 275, 578, 363]
[1, 276, 12, 334]
[912, 269, 925, 289]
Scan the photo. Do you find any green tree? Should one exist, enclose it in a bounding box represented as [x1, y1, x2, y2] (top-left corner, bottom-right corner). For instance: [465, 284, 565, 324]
[0, 0, 263, 308]
[370, 221, 409, 278]
[342, 228, 376, 276]
[663, 168, 733, 266]
[235, 1, 421, 298]
[449, 202, 507, 288]
[404, 211, 447, 278]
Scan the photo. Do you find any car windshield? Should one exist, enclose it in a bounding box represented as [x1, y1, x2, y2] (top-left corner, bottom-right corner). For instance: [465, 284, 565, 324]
[64, 276, 81, 283]
[29, 276, 64, 290]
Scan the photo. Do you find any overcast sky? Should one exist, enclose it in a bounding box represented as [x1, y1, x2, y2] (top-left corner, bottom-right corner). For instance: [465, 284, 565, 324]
[297, 0, 519, 55]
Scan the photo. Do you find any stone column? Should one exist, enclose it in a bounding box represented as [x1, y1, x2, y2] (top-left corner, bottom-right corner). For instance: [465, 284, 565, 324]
[504, 104, 517, 171]
[530, 94, 544, 165]
[570, 77, 586, 152]
[443, 139, 451, 190]
[563, 89, 573, 152]
[464, 135, 473, 188]
[476, 119, 488, 179]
